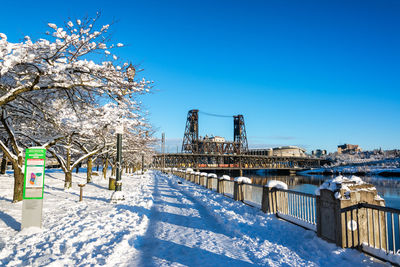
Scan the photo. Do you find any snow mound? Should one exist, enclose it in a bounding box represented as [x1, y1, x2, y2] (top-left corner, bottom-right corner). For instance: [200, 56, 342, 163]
[186, 168, 194, 173]
[207, 173, 217, 178]
[110, 191, 125, 203]
[266, 180, 288, 190]
[220, 175, 231, 180]
[315, 175, 367, 198]
[200, 172, 208, 176]
[234, 177, 252, 184]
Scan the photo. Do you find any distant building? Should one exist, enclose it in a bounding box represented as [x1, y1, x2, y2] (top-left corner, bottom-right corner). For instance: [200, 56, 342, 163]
[273, 146, 306, 157]
[247, 146, 306, 157]
[337, 144, 361, 154]
[210, 136, 225, 143]
[312, 149, 327, 158]
[247, 148, 273, 156]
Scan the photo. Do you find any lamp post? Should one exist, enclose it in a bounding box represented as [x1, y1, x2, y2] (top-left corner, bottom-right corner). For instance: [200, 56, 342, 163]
[110, 63, 135, 203]
[115, 125, 123, 191]
[141, 153, 144, 174]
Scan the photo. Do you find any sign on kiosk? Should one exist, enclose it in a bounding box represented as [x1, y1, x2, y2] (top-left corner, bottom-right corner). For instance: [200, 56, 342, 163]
[23, 148, 46, 199]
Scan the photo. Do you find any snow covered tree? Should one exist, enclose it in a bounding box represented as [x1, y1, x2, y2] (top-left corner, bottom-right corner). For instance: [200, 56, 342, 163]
[0, 14, 150, 108]
[0, 14, 153, 201]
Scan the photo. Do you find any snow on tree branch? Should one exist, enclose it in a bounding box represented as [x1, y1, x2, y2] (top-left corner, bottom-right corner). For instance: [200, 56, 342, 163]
[0, 14, 152, 107]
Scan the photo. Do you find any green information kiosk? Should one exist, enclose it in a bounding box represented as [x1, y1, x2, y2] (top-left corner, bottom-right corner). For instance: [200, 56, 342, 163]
[22, 147, 46, 229]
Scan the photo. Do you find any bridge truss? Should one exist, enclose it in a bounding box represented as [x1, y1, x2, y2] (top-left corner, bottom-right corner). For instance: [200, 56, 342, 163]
[153, 153, 321, 170]
[181, 109, 248, 154]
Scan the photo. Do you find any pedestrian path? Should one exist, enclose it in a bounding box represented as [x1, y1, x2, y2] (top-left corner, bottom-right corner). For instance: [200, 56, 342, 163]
[131, 172, 383, 267]
[132, 173, 255, 266]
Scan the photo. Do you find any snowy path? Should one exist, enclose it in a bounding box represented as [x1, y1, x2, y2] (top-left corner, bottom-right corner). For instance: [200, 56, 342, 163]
[132, 172, 383, 266]
[0, 171, 154, 266]
[131, 173, 254, 266]
[0, 170, 386, 266]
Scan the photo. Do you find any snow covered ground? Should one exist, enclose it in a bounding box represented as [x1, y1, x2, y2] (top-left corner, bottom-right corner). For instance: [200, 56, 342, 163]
[0, 170, 386, 266]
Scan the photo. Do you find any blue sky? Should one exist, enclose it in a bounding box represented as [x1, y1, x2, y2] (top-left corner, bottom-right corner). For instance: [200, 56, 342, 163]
[1, 0, 399, 153]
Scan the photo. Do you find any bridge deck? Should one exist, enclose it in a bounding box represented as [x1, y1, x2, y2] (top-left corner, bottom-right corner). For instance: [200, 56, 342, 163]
[153, 153, 321, 170]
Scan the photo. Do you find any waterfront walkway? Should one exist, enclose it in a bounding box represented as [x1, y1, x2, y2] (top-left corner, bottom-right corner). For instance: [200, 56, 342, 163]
[0, 171, 383, 266]
[131, 172, 382, 266]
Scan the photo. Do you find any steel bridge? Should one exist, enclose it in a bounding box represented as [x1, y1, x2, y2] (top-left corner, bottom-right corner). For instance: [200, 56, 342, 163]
[153, 153, 321, 171]
[155, 109, 322, 172]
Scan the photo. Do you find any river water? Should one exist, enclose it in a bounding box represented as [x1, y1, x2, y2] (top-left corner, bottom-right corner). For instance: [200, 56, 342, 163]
[248, 172, 400, 209]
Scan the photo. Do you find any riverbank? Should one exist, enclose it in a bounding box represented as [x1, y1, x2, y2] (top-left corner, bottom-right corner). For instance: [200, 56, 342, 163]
[299, 167, 400, 177]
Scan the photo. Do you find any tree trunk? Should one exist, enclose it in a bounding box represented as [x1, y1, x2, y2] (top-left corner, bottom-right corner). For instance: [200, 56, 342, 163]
[65, 136, 72, 189]
[111, 165, 116, 176]
[12, 157, 24, 202]
[87, 156, 93, 183]
[65, 172, 72, 189]
[96, 164, 99, 172]
[0, 153, 7, 174]
[75, 163, 80, 173]
[103, 158, 109, 179]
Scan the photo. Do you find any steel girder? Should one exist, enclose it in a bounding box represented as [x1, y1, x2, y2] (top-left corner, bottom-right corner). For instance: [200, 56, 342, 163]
[153, 153, 321, 170]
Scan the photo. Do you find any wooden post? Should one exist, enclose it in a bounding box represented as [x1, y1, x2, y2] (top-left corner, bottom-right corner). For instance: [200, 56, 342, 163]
[78, 184, 86, 201]
[261, 186, 269, 213]
[233, 181, 242, 201]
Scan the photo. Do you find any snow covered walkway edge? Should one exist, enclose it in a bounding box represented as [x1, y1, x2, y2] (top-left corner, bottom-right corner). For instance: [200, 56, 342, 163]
[0, 170, 383, 266]
[162, 172, 383, 266]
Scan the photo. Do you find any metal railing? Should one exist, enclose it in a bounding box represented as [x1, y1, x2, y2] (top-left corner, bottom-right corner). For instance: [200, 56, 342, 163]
[242, 183, 263, 209]
[342, 203, 400, 263]
[163, 169, 400, 265]
[223, 180, 234, 198]
[274, 189, 317, 231]
[200, 176, 206, 186]
[210, 178, 218, 191]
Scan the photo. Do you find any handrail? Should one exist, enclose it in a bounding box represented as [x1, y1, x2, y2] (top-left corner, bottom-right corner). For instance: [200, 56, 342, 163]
[243, 183, 263, 189]
[362, 203, 400, 214]
[341, 203, 400, 214]
[274, 188, 316, 198]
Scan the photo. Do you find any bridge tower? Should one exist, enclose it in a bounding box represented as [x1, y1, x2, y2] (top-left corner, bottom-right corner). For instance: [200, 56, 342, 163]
[182, 109, 199, 153]
[234, 115, 248, 153]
